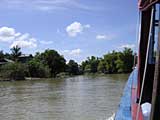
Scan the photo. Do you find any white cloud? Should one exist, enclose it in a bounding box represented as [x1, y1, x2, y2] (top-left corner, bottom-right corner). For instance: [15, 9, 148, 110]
[119, 44, 135, 49]
[96, 35, 106, 40]
[15, 32, 21, 37]
[66, 22, 82, 37]
[84, 24, 91, 28]
[39, 40, 53, 45]
[10, 34, 37, 48]
[96, 34, 115, 40]
[0, 27, 15, 37]
[0, 27, 16, 42]
[18, 33, 30, 41]
[30, 38, 37, 42]
[0, 26, 38, 49]
[62, 49, 82, 56]
[10, 40, 37, 48]
[66, 22, 90, 37]
[70, 49, 82, 55]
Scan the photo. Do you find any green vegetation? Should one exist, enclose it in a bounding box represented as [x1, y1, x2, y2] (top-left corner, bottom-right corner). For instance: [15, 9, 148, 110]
[82, 56, 99, 73]
[0, 51, 4, 60]
[66, 60, 79, 75]
[0, 46, 134, 81]
[11, 45, 22, 61]
[27, 59, 50, 78]
[81, 48, 134, 74]
[0, 62, 26, 80]
[37, 49, 66, 77]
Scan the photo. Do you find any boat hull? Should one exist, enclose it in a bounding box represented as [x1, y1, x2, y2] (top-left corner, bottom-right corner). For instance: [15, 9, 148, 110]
[115, 69, 143, 120]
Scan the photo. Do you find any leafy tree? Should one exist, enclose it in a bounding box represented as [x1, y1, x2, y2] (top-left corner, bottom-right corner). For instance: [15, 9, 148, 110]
[0, 47, 134, 80]
[38, 49, 66, 77]
[78, 65, 84, 74]
[27, 59, 50, 78]
[11, 45, 22, 61]
[98, 59, 106, 73]
[122, 47, 134, 72]
[89, 56, 99, 73]
[115, 59, 124, 73]
[4, 53, 12, 60]
[82, 48, 134, 74]
[67, 60, 79, 75]
[84, 64, 91, 73]
[103, 51, 118, 73]
[81, 61, 89, 71]
[82, 56, 99, 73]
[0, 62, 26, 80]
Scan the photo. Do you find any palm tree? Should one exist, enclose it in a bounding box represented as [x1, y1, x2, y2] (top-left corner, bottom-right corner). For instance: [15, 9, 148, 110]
[11, 45, 22, 61]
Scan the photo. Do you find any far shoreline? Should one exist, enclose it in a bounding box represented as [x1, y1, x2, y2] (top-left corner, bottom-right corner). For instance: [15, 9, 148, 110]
[0, 72, 131, 82]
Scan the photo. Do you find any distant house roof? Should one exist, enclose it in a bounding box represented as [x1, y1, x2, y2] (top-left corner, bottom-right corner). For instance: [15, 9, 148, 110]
[19, 54, 31, 58]
[0, 58, 14, 65]
[18, 54, 33, 63]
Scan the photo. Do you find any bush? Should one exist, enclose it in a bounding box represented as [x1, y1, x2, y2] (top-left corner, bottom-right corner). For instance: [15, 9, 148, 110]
[0, 62, 26, 80]
[27, 59, 50, 78]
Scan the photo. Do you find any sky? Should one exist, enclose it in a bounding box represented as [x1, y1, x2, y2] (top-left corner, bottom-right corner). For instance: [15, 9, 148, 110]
[0, 0, 139, 63]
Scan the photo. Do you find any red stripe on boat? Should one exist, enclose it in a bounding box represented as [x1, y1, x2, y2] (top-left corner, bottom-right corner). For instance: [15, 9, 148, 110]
[131, 85, 143, 120]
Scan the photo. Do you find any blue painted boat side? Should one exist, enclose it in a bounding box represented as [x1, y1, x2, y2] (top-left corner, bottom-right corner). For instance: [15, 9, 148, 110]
[115, 69, 138, 120]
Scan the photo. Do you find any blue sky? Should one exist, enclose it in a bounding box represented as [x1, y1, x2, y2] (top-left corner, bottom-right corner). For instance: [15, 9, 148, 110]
[0, 0, 138, 63]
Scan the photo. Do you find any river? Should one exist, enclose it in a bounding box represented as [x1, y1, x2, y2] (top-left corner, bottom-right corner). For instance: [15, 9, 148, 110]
[0, 74, 129, 120]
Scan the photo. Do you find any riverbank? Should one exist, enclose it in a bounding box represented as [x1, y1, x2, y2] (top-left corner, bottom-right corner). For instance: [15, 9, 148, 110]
[0, 72, 131, 82]
[0, 47, 134, 82]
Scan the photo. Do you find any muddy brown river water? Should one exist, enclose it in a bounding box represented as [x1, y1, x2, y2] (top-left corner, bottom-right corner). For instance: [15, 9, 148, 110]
[0, 74, 129, 120]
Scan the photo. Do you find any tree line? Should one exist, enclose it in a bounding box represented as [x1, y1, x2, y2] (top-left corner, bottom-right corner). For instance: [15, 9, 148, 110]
[81, 48, 134, 74]
[0, 46, 134, 80]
